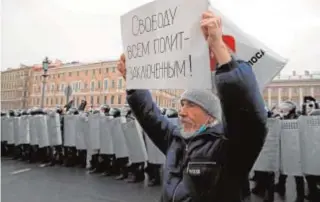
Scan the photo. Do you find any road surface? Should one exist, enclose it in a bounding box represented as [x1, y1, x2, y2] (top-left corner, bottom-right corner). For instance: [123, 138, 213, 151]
[1, 158, 299, 202]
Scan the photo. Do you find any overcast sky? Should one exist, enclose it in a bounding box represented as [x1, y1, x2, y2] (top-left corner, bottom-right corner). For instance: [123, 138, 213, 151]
[1, 0, 320, 74]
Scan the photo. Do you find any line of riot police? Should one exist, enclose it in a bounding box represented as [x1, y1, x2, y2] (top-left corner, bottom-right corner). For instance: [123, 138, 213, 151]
[1, 100, 179, 187]
[249, 96, 320, 202]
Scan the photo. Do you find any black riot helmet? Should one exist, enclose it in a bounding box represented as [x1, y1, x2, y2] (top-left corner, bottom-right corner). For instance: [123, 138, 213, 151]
[21, 110, 28, 115]
[110, 108, 121, 118]
[67, 107, 79, 115]
[166, 108, 178, 118]
[160, 108, 167, 115]
[8, 110, 15, 117]
[56, 106, 63, 115]
[37, 108, 46, 115]
[100, 104, 111, 114]
[30, 107, 41, 115]
[1, 111, 6, 117]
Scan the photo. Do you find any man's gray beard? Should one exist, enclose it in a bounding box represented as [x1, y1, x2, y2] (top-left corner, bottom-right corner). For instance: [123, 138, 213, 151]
[180, 127, 195, 139]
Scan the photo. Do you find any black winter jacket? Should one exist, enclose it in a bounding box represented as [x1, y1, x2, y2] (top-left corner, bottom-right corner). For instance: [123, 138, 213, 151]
[126, 59, 267, 202]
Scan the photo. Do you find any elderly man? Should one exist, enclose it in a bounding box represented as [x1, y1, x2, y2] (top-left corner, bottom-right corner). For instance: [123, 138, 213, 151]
[117, 10, 267, 202]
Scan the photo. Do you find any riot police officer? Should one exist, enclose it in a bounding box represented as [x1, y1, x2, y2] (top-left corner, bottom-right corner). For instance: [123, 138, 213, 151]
[125, 107, 145, 183]
[88, 109, 104, 173]
[251, 108, 276, 202]
[13, 110, 22, 160]
[52, 106, 64, 165]
[109, 108, 129, 180]
[76, 100, 88, 168]
[302, 96, 320, 202]
[64, 107, 79, 167]
[6, 110, 16, 157]
[98, 104, 117, 176]
[275, 101, 305, 202]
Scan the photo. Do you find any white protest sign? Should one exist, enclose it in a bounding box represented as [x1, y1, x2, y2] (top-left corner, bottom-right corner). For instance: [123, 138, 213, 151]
[208, 2, 287, 91]
[121, 0, 211, 89]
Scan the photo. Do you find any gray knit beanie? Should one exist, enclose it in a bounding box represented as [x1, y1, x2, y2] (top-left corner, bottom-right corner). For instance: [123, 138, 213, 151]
[180, 89, 222, 121]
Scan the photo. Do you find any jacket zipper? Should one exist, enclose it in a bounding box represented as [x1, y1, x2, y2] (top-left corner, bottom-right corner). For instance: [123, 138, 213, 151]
[172, 140, 191, 202]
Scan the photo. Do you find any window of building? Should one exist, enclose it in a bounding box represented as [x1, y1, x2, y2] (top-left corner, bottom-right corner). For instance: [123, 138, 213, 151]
[98, 81, 101, 89]
[77, 97, 80, 106]
[56, 98, 58, 105]
[111, 80, 115, 88]
[92, 69, 95, 75]
[85, 70, 88, 76]
[99, 69, 101, 74]
[118, 79, 122, 89]
[51, 84, 55, 91]
[104, 96, 107, 104]
[58, 74, 60, 78]
[111, 95, 115, 104]
[118, 95, 122, 104]
[105, 68, 109, 73]
[69, 72, 72, 77]
[61, 97, 63, 104]
[37, 98, 40, 105]
[90, 96, 94, 105]
[103, 79, 108, 90]
[46, 98, 49, 105]
[112, 67, 116, 72]
[77, 71, 79, 76]
[91, 81, 95, 91]
[97, 96, 100, 105]
[84, 82, 88, 90]
[51, 98, 53, 105]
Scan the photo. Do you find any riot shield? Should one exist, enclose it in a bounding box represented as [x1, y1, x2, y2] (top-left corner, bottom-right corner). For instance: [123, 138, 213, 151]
[122, 120, 148, 163]
[299, 116, 320, 175]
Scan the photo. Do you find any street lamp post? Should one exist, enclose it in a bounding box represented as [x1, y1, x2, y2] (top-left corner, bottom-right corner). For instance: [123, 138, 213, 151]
[40, 57, 50, 108]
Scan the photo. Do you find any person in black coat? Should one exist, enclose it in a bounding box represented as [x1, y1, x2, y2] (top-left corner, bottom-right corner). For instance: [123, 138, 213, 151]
[117, 10, 267, 200]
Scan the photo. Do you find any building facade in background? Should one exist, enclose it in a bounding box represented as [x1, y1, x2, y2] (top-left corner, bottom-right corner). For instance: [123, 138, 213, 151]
[29, 60, 179, 110]
[262, 71, 320, 109]
[1, 65, 33, 109]
[1, 60, 320, 111]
